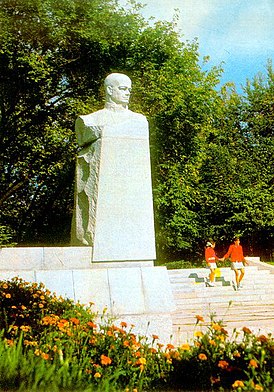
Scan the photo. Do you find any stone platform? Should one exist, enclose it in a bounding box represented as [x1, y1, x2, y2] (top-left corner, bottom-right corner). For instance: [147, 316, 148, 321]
[0, 247, 175, 343]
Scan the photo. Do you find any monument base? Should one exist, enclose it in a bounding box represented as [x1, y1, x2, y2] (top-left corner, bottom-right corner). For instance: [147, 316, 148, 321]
[0, 247, 175, 343]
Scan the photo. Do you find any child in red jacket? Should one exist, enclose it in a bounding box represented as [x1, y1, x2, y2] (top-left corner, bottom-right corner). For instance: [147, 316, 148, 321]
[205, 240, 221, 287]
[221, 237, 248, 290]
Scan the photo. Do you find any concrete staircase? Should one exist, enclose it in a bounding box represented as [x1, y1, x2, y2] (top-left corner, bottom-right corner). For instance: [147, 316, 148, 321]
[168, 263, 274, 345]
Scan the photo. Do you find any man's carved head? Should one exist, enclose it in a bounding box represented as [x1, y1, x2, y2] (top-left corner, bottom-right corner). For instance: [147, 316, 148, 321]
[104, 73, 132, 106]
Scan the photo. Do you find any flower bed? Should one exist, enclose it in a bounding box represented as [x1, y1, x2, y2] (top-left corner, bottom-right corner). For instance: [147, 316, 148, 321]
[0, 278, 273, 391]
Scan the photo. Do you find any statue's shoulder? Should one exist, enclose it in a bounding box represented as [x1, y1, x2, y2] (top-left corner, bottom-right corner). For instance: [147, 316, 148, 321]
[77, 109, 107, 126]
[128, 110, 148, 123]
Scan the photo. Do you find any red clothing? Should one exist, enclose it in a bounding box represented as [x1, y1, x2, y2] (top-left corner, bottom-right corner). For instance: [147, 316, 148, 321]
[205, 247, 218, 263]
[223, 244, 244, 262]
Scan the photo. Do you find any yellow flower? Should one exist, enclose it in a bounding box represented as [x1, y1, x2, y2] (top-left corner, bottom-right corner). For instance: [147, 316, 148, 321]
[20, 325, 31, 332]
[194, 331, 203, 337]
[2, 283, 8, 289]
[212, 323, 222, 331]
[180, 343, 190, 351]
[232, 380, 244, 388]
[5, 293, 11, 298]
[94, 372, 101, 378]
[198, 353, 207, 361]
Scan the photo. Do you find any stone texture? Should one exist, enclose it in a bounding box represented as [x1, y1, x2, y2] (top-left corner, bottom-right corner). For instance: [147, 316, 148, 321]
[73, 269, 111, 312]
[35, 270, 75, 300]
[0, 247, 43, 270]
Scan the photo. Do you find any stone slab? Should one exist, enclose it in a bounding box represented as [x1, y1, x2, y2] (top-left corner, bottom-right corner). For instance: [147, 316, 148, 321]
[73, 269, 111, 312]
[43, 247, 92, 269]
[35, 270, 75, 300]
[0, 247, 93, 270]
[92, 131, 156, 262]
[0, 247, 43, 270]
[0, 270, 36, 282]
[142, 267, 176, 312]
[108, 267, 146, 315]
[92, 261, 154, 269]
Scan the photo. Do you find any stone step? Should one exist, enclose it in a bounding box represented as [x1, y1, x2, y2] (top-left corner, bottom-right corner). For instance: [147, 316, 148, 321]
[168, 264, 274, 344]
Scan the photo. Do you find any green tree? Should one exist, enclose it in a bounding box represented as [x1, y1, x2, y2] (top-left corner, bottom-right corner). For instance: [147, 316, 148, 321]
[0, 0, 147, 244]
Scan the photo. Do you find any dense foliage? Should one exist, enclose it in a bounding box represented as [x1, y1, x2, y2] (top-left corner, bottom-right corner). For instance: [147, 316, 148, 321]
[0, 0, 273, 261]
[0, 278, 273, 391]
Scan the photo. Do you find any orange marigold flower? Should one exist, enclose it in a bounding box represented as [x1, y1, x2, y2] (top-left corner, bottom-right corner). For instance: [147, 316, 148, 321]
[94, 372, 101, 378]
[232, 380, 244, 388]
[249, 359, 258, 368]
[5, 339, 14, 346]
[254, 384, 263, 391]
[87, 321, 97, 328]
[180, 343, 190, 351]
[166, 343, 175, 350]
[233, 351, 241, 358]
[41, 352, 50, 360]
[100, 354, 112, 366]
[257, 335, 268, 343]
[21, 305, 27, 310]
[89, 337, 97, 345]
[38, 303, 44, 308]
[70, 318, 80, 325]
[5, 293, 11, 299]
[123, 340, 130, 347]
[150, 347, 157, 354]
[218, 360, 229, 369]
[210, 376, 220, 385]
[58, 319, 69, 328]
[195, 315, 204, 323]
[2, 283, 8, 289]
[209, 339, 216, 346]
[152, 334, 159, 340]
[198, 353, 207, 361]
[120, 321, 127, 328]
[242, 326, 252, 334]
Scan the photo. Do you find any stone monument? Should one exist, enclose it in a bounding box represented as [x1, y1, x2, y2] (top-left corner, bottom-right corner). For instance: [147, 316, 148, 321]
[70, 73, 156, 262]
[0, 73, 175, 343]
